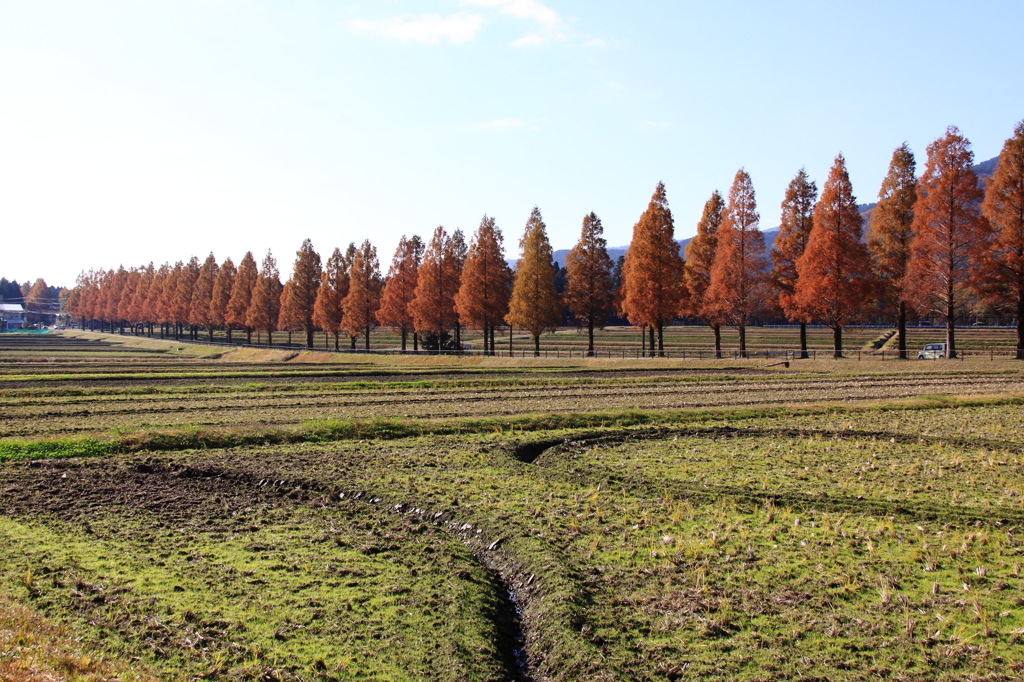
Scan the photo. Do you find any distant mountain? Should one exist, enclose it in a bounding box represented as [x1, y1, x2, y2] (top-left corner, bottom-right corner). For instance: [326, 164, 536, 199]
[515, 157, 1001, 271]
[853, 155, 997, 232]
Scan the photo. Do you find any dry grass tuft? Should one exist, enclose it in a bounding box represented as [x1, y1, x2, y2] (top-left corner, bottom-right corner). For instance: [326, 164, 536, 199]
[0, 594, 153, 682]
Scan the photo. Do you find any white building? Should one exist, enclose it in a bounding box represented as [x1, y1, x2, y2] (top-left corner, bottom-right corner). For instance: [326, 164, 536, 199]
[0, 303, 26, 330]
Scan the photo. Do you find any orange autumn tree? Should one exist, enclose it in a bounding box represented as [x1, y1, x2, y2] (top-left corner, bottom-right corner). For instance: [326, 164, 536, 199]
[342, 240, 383, 350]
[116, 270, 139, 332]
[286, 238, 323, 349]
[447, 229, 468, 349]
[209, 257, 236, 342]
[277, 280, 302, 345]
[159, 262, 182, 337]
[411, 226, 461, 350]
[65, 271, 86, 328]
[143, 264, 169, 337]
[705, 169, 769, 356]
[978, 120, 1024, 359]
[93, 269, 111, 330]
[506, 207, 561, 356]
[868, 143, 918, 359]
[86, 269, 107, 330]
[103, 267, 127, 332]
[621, 182, 686, 356]
[91, 269, 111, 329]
[563, 212, 615, 356]
[684, 191, 726, 357]
[190, 253, 219, 341]
[67, 270, 94, 329]
[904, 126, 987, 358]
[378, 236, 423, 351]
[128, 264, 154, 335]
[227, 251, 259, 344]
[455, 217, 511, 356]
[125, 262, 149, 331]
[792, 154, 874, 358]
[173, 257, 200, 339]
[772, 169, 818, 358]
[313, 246, 352, 351]
[247, 250, 282, 345]
[89, 269, 107, 330]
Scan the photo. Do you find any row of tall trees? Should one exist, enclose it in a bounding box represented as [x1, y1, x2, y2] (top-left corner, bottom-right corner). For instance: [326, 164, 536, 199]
[68, 122, 1024, 358]
[676, 124, 1024, 359]
[65, 205, 597, 355]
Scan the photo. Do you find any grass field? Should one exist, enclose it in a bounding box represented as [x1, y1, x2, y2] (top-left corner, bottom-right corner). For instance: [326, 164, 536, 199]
[1, 331, 1023, 681]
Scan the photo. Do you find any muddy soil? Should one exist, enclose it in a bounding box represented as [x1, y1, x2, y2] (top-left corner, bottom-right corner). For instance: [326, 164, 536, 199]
[0, 454, 535, 681]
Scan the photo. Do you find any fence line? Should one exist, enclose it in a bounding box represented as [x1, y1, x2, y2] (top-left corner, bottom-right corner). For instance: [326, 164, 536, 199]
[77, 329, 1024, 361]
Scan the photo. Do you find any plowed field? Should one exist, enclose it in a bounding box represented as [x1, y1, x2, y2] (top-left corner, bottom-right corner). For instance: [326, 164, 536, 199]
[2, 332, 1023, 681]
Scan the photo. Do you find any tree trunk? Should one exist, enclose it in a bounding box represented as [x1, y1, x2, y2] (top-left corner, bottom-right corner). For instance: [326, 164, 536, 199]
[897, 301, 907, 360]
[334, 332, 339, 351]
[455, 323, 461, 350]
[641, 325, 646, 355]
[833, 325, 842, 359]
[509, 325, 513, 353]
[268, 331, 273, 346]
[226, 327, 232, 344]
[401, 328, 407, 352]
[350, 335, 356, 350]
[587, 318, 594, 356]
[533, 334, 540, 357]
[738, 324, 746, 358]
[1017, 295, 1024, 360]
[713, 324, 721, 359]
[246, 329, 252, 344]
[364, 325, 370, 350]
[208, 327, 214, 342]
[657, 322, 664, 357]
[482, 323, 489, 355]
[946, 296, 956, 359]
[287, 331, 292, 345]
[649, 326, 656, 357]
[799, 322, 809, 359]
[413, 332, 419, 352]
[306, 327, 314, 349]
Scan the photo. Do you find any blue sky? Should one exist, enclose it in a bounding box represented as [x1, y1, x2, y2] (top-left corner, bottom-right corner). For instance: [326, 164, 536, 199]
[1, 0, 1022, 287]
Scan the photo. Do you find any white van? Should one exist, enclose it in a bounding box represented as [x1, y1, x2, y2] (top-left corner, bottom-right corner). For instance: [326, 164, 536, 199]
[918, 343, 947, 359]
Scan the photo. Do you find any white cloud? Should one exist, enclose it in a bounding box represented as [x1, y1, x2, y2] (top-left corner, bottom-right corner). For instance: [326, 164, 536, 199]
[462, 0, 565, 45]
[345, 13, 484, 45]
[583, 38, 608, 48]
[463, 0, 561, 32]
